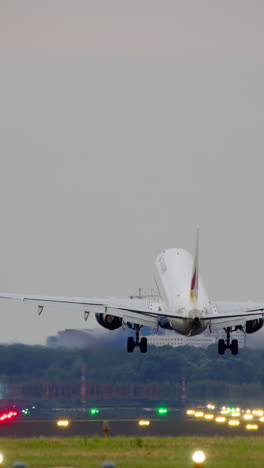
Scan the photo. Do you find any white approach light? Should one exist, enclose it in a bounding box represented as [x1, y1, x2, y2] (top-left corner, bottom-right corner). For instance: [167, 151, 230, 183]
[243, 414, 253, 420]
[0, 454, 3, 464]
[192, 451, 206, 463]
[207, 404, 215, 410]
[246, 424, 258, 430]
[228, 420, 240, 426]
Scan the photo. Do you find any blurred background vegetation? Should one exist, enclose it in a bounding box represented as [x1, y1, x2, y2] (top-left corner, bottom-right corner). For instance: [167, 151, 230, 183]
[1, 343, 264, 405]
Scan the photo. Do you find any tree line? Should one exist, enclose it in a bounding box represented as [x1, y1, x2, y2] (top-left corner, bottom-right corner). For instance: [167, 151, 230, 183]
[1, 343, 264, 403]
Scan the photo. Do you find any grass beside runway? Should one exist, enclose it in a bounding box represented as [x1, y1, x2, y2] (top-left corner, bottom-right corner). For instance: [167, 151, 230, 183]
[1, 436, 264, 467]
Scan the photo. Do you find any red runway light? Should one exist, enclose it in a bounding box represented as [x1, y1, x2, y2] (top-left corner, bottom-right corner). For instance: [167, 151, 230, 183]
[0, 409, 18, 423]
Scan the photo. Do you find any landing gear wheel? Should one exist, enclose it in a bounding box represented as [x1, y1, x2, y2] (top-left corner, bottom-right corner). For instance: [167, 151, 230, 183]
[218, 339, 225, 355]
[127, 337, 135, 353]
[231, 339, 238, 355]
[139, 337, 147, 353]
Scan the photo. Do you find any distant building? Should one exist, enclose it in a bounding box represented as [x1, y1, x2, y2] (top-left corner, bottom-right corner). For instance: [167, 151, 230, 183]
[144, 329, 245, 349]
[145, 333, 215, 348]
[47, 327, 246, 349]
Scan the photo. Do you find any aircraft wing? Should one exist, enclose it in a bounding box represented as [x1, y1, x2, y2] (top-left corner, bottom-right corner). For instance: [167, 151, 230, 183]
[0, 293, 167, 328]
[208, 301, 264, 330]
[3, 293, 264, 333]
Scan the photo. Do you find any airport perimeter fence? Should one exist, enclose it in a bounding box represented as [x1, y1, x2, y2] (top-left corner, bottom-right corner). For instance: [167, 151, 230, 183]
[5, 382, 160, 401]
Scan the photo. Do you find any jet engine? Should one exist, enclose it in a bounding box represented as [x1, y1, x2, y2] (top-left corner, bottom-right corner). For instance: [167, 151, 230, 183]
[95, 313, 122, 330]
[158, 316, 173, 330]
[245, 318, 263, 334]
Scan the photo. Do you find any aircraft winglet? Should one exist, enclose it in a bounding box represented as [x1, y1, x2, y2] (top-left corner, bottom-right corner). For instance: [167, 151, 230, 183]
[190, 227, 199, 301]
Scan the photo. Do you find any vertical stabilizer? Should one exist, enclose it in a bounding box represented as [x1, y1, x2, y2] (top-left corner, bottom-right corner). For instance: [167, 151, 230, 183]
[190, 227, 199, 301]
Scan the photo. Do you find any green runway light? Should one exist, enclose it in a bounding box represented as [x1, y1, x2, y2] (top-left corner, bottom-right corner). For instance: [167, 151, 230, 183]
[22, 409, 30, 415]
[90, 408, 99, 415]
[158, 407, 168, 415]
[227, 407, 235, 414]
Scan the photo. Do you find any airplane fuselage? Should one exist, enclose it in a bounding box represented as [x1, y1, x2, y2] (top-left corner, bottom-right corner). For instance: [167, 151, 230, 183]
[154, 248, 211, 336]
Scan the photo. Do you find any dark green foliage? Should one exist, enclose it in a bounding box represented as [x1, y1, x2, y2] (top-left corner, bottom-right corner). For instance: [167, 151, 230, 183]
[1, 342, 264, 402]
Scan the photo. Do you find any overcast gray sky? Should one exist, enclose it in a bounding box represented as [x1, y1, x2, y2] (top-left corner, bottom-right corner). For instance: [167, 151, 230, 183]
[0, 1, 264, 344]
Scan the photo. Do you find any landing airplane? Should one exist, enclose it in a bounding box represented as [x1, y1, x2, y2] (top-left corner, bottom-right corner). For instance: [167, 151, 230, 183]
[0, 229, 263, 355]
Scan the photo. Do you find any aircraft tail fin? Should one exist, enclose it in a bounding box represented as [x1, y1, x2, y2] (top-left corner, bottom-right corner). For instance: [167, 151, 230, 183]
[190, 227, 199, 301]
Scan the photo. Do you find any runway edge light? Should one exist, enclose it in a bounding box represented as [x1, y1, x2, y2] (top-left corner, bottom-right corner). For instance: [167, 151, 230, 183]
[157, 407, 168, 415]
[192, 450, 206, 467]
[56, 419, 69, 427]
[138, 420, 150, 426]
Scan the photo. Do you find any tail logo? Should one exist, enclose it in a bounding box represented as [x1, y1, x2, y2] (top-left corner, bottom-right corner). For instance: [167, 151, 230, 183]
[190, 227, 199, 301]
[190, 269, 198, 301]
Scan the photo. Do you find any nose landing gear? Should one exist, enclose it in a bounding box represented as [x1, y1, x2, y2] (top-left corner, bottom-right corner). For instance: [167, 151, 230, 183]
[127, 325, 148, 353]
[218, 327, 238, 355]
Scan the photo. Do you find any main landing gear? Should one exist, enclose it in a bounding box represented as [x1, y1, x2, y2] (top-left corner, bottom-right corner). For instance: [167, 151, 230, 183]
[127, 325, 147, 353]
[218, 327, 238, 355]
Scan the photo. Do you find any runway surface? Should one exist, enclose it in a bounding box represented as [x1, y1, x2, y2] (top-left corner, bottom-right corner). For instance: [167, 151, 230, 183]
[0, 418, 263, 437]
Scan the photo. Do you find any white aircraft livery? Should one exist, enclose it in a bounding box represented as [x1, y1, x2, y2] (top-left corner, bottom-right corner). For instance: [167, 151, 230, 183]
[0, 229, 264, 355]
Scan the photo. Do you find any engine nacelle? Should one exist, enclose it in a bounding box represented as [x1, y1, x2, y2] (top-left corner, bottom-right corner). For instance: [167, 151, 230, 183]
[158, 316, 173, 330]
[245, 318, 263, 334]
[95, 313, 122, 330]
